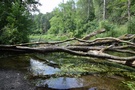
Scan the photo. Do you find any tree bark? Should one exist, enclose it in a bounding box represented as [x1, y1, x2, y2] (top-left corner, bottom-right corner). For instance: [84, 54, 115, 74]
[128, 0, 131, 21]
[103, 0, 106, 20]
[82, 29, 105, 40]
[0, 45, 135, 61]
[0, 32, 135, 66]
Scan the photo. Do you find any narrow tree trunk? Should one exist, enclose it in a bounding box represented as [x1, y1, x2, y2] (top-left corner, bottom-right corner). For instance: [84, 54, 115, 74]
[62, 0, 65, 33]
[103, 0, 106, 20]
[128, 0, 131, 21]
[87, 0, 90, 21]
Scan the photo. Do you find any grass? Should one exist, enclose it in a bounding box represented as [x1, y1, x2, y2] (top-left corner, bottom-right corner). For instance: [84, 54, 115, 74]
[29, 34, 69, 42]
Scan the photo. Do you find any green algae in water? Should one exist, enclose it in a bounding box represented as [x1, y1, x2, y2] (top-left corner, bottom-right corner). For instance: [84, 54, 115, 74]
[0, 53, 134, 89]
[30, 54, 135, 89]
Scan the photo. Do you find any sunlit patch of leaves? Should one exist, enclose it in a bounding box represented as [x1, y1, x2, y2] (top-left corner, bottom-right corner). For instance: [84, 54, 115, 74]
[123, 81, 135, 90]
[59, 63, 88, 76]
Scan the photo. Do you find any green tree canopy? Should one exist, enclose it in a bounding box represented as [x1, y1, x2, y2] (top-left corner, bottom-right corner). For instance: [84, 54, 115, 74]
[0, 0, 40, 44]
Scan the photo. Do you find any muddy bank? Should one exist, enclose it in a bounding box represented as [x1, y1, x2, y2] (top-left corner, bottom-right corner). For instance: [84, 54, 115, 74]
[0, 69, 35, 90]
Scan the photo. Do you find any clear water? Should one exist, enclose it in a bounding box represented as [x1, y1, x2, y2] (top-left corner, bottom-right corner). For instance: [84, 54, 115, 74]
[0, 53, 131, 90]
[30, 59, 60, 75]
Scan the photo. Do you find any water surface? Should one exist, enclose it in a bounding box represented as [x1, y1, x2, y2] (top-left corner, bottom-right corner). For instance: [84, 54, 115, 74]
[0, 53, 131, 90]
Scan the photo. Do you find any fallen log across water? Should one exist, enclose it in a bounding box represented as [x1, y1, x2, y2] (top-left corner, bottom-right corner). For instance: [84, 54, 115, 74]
[0, 30, 135, 66]
[0, 46, 135, 61]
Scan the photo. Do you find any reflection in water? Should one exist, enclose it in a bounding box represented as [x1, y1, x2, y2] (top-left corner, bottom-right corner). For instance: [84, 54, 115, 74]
[36, 77, 84, 89]
[36, 76, 127, 90]
[30, 59, 60, 75]
[29, 58, 127, 90]
[0, 55, 129, 90]
[35, 75, 126, 90]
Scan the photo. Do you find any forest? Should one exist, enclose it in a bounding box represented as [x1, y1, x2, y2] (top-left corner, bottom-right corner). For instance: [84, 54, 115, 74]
[0, 0, 135, 44]
[32, 0, 135, 40]
[0, 0, 135, 90]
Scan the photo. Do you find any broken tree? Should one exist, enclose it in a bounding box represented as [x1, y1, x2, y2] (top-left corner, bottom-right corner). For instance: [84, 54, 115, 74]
[0, 29, 135, 66]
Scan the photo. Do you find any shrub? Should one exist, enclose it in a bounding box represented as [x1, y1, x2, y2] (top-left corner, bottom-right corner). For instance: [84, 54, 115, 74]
[127, 17, 135, 34]
[0, 25, 29, 44]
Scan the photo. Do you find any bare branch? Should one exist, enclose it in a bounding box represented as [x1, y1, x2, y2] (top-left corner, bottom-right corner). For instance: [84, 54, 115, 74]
[82, 29, 105, 40]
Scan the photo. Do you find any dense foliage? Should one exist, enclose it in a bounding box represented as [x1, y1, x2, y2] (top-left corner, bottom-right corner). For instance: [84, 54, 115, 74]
[1, 0, 135, 43]
[33, 0, 135, 39]
[0, 0, 40, 44]
[32, 13, 53, 34]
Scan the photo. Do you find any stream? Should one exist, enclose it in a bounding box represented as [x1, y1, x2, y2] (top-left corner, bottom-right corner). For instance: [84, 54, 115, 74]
[0, 53, 132, 90]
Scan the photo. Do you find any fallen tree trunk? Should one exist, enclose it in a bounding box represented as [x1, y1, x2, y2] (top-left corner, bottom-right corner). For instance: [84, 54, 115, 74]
[0, 32, 135, 65]
[0, 46, 135, 61]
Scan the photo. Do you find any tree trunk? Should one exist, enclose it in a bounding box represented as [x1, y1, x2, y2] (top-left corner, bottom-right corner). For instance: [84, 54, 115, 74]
[87, 0, 90, 21]
[128, 0, 131, 21]
[103, 0, 106, 20]
[0, 31, 135, 66]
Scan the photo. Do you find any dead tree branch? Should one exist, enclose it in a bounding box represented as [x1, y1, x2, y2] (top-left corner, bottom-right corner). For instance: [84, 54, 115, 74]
[0, 32, 135, 66]
[0, 46, 135, 61]
[82, 28, 106, 40]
